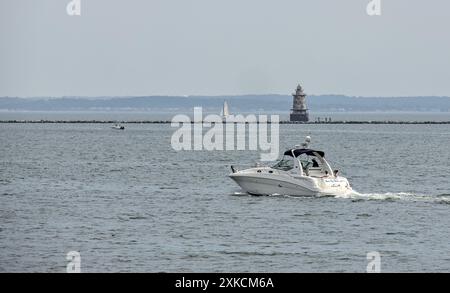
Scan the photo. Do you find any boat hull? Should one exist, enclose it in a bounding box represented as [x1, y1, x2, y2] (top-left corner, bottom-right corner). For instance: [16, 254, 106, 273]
[229, 173, 351, 197]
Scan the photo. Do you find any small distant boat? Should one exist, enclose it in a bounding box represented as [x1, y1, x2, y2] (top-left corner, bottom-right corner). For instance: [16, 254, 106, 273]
[111, 123, 125, 130]
[221, 101, 230, 121]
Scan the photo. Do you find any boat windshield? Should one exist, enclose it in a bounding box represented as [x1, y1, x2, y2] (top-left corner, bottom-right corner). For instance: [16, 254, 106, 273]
[272, 155, 294, 171]
[298, 153, 321, 169]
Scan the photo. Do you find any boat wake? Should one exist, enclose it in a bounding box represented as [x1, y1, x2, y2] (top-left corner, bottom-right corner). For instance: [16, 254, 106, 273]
[232, 190, 450, 204]
[335, 191, 450, 204]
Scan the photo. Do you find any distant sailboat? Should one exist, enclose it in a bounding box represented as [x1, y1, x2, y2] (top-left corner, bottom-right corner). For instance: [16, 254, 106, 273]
[221, 101, 230, 121]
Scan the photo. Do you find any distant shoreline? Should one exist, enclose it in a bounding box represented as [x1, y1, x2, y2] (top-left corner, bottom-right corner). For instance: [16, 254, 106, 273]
[1, 120, 449, 125]
[1, 95, 450, 113]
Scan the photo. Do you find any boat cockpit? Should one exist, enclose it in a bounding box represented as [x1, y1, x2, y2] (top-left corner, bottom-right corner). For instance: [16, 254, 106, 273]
[271, 148, 335, 178]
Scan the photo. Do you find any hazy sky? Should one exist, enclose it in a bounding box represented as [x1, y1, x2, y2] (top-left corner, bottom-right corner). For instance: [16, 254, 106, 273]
[1, 0, 450, 97]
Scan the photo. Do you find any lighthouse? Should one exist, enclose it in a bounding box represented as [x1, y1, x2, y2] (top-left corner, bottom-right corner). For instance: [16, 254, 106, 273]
[290, 84, 309, 122]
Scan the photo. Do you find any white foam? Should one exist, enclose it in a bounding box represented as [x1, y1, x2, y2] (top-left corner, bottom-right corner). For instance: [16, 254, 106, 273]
[335, 190, 450, 204]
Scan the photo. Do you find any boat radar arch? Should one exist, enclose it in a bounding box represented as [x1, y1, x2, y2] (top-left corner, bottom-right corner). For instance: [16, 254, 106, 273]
[301, 136, 311, 148]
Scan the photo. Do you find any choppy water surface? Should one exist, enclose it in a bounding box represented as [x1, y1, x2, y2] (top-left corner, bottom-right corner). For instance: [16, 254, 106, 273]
[0, 123, 449, 272]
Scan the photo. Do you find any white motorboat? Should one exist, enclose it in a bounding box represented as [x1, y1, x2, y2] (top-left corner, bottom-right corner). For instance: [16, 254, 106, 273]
[111, 123, 125, 130]
[229, 137, 352, 197]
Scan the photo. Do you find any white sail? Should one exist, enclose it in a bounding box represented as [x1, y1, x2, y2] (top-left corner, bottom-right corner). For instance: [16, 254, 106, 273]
[222, 101, 230, 118]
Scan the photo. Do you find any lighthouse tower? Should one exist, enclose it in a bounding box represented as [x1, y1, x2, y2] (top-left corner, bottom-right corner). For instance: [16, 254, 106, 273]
[290, 84, 309, 122]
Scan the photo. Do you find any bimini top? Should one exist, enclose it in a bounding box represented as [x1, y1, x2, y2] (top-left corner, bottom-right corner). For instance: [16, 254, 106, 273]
[284, 148, 325, 158]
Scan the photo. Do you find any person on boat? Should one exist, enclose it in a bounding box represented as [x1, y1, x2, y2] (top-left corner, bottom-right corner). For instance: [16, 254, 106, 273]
[312, 158, 319, 168]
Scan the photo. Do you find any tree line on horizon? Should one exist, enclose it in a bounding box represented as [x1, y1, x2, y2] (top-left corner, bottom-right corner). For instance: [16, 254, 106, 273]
[0, 95, 449, 112]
